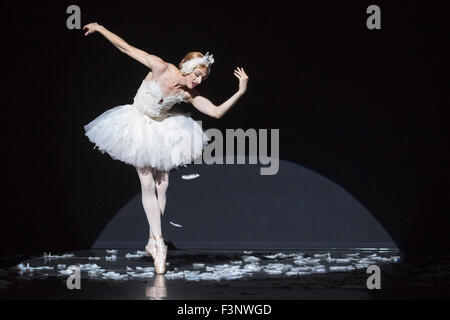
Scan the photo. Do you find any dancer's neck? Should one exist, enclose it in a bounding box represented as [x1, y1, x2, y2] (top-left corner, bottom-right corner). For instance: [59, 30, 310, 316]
[174, 73, 188, 89]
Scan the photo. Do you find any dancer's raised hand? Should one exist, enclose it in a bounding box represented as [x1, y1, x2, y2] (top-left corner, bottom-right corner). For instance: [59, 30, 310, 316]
[234, 67, 249, 94]
[83, 22, 101, 36]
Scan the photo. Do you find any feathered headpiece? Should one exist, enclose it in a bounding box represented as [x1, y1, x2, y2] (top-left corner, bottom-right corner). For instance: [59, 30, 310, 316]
[180, 52, 215, 74]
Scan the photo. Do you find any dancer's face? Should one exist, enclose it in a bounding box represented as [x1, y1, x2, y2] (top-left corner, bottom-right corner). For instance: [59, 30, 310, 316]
[186, 67, 208, 89]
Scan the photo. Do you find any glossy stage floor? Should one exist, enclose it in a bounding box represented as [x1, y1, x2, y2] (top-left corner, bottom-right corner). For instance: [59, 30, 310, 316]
[1, 248, 449, 299]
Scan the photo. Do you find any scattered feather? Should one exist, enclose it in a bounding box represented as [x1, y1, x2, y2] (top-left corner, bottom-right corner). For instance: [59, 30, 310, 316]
[345, 253, 360, 257]
[102, 271, 127, 280]
[336, 258, 351, 263]
[243, 256, 260, 263]
[127, 271, 154, 278]
[314, 253, 331, 258]
[264, 253, 289, 259]
[78, 263, 103, 271]
[170, 221, 183, 228]
[135, 266, 155, 272]
[58, 269, 75, 275]
[181, 173, 200, 180]
[17, 263, 47, 274]
[43, 252, 75, 260]
[329, 265, 356, 272]
[125, 252, 146, 259]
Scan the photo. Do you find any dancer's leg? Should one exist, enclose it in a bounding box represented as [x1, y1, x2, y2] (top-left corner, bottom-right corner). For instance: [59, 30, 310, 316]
[136, 166, 163, 238]
[154, 169, 169, 216]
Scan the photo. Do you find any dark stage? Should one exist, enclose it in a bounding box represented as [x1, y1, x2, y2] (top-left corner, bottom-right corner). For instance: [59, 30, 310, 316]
[2, 0, 449, 302]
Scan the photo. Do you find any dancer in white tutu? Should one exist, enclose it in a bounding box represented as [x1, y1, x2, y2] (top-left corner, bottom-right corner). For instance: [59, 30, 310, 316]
[82, 22, 249, 274]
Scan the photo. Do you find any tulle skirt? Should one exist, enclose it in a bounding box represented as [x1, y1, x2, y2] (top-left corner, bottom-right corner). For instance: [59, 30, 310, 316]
[84, 104, 211, 171]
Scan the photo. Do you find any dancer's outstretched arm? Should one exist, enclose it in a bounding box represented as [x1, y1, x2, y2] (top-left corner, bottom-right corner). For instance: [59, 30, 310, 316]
[186, 67, 249, 119]
[82, 22, 168, 74]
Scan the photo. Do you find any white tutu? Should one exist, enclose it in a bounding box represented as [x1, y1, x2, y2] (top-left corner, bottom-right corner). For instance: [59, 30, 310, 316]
[84, 79, 212, 171]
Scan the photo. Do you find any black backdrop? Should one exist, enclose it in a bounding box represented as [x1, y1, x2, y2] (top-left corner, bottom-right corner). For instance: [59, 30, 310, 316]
[2, 1, 449, 257]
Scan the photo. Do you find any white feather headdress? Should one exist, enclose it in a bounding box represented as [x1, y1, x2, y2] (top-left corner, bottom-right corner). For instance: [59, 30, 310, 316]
[180, 52, 215, 74]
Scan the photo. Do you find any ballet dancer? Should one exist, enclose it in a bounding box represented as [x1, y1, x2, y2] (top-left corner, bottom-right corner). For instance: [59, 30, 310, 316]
[82, 22, 249, 273]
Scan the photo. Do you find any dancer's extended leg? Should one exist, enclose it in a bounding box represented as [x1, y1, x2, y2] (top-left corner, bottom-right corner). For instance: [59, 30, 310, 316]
[136, 166, 162, 238]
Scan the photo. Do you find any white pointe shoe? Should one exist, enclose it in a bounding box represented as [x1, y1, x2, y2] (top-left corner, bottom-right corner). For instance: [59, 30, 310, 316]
[154, 236, 167, 274]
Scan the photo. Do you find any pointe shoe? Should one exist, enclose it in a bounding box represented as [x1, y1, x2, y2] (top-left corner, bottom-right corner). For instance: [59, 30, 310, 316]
[154, 237, 167, 274]
[145, 238, 156, 260]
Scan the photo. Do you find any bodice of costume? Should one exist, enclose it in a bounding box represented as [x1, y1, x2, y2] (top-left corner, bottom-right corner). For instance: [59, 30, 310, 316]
[133, 79, 185, 120]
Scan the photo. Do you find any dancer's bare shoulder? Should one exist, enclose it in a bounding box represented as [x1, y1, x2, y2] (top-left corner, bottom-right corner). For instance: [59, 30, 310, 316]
[144, 64, 178, 81]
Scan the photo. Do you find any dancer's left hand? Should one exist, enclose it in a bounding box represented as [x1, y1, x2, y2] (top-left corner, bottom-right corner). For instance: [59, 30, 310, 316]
[234, 67, 249, 94]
